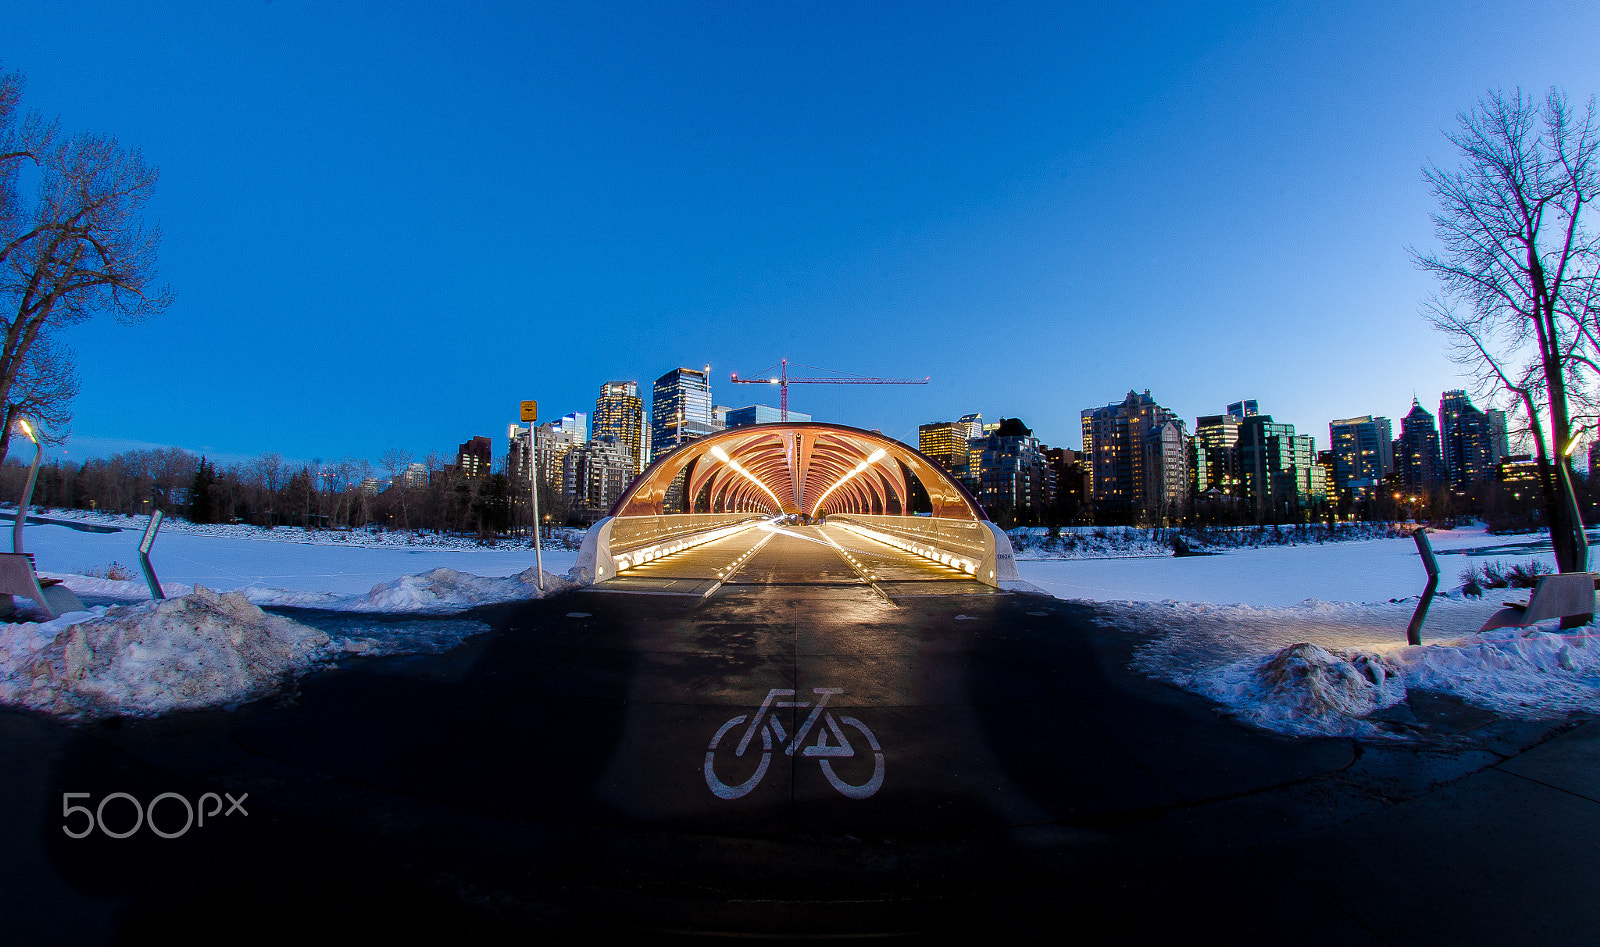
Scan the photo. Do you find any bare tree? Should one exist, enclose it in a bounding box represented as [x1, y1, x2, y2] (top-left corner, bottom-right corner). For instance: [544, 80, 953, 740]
[381, 448, 413, 530]
[1414, 88, 1600, 574]
[1, 333, 76, 444]
[0, 66, 171, 462]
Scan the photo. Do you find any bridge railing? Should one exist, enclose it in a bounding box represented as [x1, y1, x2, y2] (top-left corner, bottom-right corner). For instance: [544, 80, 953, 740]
[575, 512, 768, 582]
[827, 514, 1018, 588]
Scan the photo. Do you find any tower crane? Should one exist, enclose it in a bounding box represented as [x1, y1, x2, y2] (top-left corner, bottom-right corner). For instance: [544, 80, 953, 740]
[729, 359, 929, 422]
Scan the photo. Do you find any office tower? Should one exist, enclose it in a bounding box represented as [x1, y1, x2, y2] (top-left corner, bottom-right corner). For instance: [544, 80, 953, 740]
[1227, 400, 1260, 421]
[651, 367, 716, 460]
[456, 436, 492, 480]
[1239, 414, 1324, 520]
[728, 404, 813, 428]
[918, 413, 983, 478]
[1081, 390, 1186, 524]
[975, 418, 1050, 522]
[1192, 414, 1242, 496]
[594, 381, 645, 476]
[1398, 400, 1444, 494]
[1329, 415, 1394, 504]
[1440, 390, 1493, 492]
[711, 405, 731, 431]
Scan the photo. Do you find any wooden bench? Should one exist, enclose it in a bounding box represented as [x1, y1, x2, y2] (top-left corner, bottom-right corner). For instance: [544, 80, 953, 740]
[0, 552, 83, 620]
[1479, 572, 1598, 632]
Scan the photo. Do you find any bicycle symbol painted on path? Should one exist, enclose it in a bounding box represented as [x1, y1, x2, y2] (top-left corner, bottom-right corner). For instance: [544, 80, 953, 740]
[704, 688, 885, 800]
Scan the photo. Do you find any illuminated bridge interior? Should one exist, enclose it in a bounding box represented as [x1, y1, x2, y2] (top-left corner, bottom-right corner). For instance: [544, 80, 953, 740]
[575, 423, 1019, 596]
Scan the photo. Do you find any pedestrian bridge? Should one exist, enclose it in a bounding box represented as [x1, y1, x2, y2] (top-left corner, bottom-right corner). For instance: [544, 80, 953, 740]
[575, 423, 1019, 595]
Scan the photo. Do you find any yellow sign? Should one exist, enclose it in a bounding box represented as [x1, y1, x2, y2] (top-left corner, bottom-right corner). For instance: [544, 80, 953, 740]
[520, 400, 538, 422]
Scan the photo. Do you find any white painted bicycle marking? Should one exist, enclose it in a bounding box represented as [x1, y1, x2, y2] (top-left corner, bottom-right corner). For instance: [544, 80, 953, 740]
[704, 687, 885, 800]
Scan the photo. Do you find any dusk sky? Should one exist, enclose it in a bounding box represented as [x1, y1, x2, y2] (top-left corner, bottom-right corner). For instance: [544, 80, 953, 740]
[8, 1, 1600, 470]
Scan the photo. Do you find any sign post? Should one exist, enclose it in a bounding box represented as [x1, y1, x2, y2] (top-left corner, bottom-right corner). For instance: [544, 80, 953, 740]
[521, 400, 544, 591]
[138, 509, 165, 600]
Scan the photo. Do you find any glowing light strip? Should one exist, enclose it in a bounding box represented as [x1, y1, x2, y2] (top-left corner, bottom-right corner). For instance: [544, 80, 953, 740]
[614, 518, 765, 572]
[830, 520, 978, 576]
[711, 444, 788, 513]
[809, 448, 887, 517]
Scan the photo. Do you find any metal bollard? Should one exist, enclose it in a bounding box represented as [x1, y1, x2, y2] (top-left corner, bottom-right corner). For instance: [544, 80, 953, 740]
[138, 510, 165, 600]
[1406, 528, 1439, 646]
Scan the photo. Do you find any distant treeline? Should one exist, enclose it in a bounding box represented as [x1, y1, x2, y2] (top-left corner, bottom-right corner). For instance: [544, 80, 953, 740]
[0, 447, 563, 538]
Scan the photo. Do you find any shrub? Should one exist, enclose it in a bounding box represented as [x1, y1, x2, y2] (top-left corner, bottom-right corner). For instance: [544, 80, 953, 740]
[1459, 558, 1552, 590]
[84, 561, 134, 581]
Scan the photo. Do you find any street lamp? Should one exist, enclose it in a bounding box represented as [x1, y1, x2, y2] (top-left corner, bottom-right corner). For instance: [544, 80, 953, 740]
[12, 417, 42, 554]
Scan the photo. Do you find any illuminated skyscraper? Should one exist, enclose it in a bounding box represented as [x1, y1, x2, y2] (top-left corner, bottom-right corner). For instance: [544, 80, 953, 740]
[1440, 390, 1492, 492]
[651, 367, 716, 460]
[1241, 415, 1323, 520]
[1329, 415, 1393, 504]
[1192, 414, 1242, 495]
[918, 413, 983, 479]
[594, 381, 645, 476]
[1398, 400, 1444, 494]
[1081, 390, 1186, 524]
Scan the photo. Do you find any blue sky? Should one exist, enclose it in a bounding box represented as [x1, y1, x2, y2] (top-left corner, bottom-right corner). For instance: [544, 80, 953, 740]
[8, 1, 1600, 469]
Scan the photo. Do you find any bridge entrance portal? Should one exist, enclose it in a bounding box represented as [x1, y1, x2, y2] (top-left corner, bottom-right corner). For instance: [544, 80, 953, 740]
[574, 423, 1020, 595]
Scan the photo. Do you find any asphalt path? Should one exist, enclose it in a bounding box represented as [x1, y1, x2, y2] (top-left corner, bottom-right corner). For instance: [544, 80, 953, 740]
[1, 556, 1590, 943]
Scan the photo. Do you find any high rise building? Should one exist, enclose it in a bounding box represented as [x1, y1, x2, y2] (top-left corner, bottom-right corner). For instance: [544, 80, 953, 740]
[563, 435, 636, 518]
[1440, 390, 1493, 492]
[1044, 447, 1090, 521]
[1227, 400, 1260, 420]
[918, 413, 983, 479]
[538, 413, 588, 494]
[1329, 415, 1394, 504]
[728, 404, 812, 428]
[594, 381, 645, 476]
[1487, 408, 1510, 465]
[1192, 414, 1242, 496]
[1145, 418, 1190, 524]
[1238, 414, 1324, 520]
[975, 418, 1051, 522]
[650, 367, 716, 461]
[508, 425, 531, 483]
[1081, 390, 1186, 524]
[456, 436, 492, 480]
[1397, 400, 1444, 494]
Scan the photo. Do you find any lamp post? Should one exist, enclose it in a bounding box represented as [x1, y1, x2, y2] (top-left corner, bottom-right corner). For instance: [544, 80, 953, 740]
[12, 417, 42, 555]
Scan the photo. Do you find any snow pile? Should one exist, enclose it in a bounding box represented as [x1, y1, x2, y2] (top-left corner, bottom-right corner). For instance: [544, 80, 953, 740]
[1192, 642, 1406, 736]
[243, 565, 574, 614]
[0, 586, 333, 719]
[1392, 627, 1600, 719]
[1160, 625, 1600, 738]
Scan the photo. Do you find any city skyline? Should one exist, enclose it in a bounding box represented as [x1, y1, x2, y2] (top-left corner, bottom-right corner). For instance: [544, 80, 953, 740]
[7, 2, 1599, 468]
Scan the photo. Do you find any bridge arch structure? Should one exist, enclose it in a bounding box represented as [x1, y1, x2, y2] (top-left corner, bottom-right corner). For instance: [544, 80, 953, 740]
[574, 423, 1019, 588]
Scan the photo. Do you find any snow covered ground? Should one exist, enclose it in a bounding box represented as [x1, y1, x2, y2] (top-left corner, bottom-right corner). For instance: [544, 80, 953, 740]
[3, 510, 1597, 738]
[0, 513, 579, 718]
[1026, 525, 1600, 737]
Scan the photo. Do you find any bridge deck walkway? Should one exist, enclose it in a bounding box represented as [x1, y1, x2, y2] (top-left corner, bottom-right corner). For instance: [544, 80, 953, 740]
[600, 522, 971, 596]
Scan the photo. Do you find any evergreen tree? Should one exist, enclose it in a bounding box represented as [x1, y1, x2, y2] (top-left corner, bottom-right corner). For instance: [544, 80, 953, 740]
[189, 456, 217, 524]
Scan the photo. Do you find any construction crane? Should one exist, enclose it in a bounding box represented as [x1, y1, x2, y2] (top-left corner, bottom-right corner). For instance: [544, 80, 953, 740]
[730, 359, 929, 422]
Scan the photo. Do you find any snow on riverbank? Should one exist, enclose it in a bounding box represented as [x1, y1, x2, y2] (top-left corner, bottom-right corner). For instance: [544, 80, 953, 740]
[0, 515, 582, 719]
[0, 587, 333, 719]
[1032, 525, 1600, 737]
